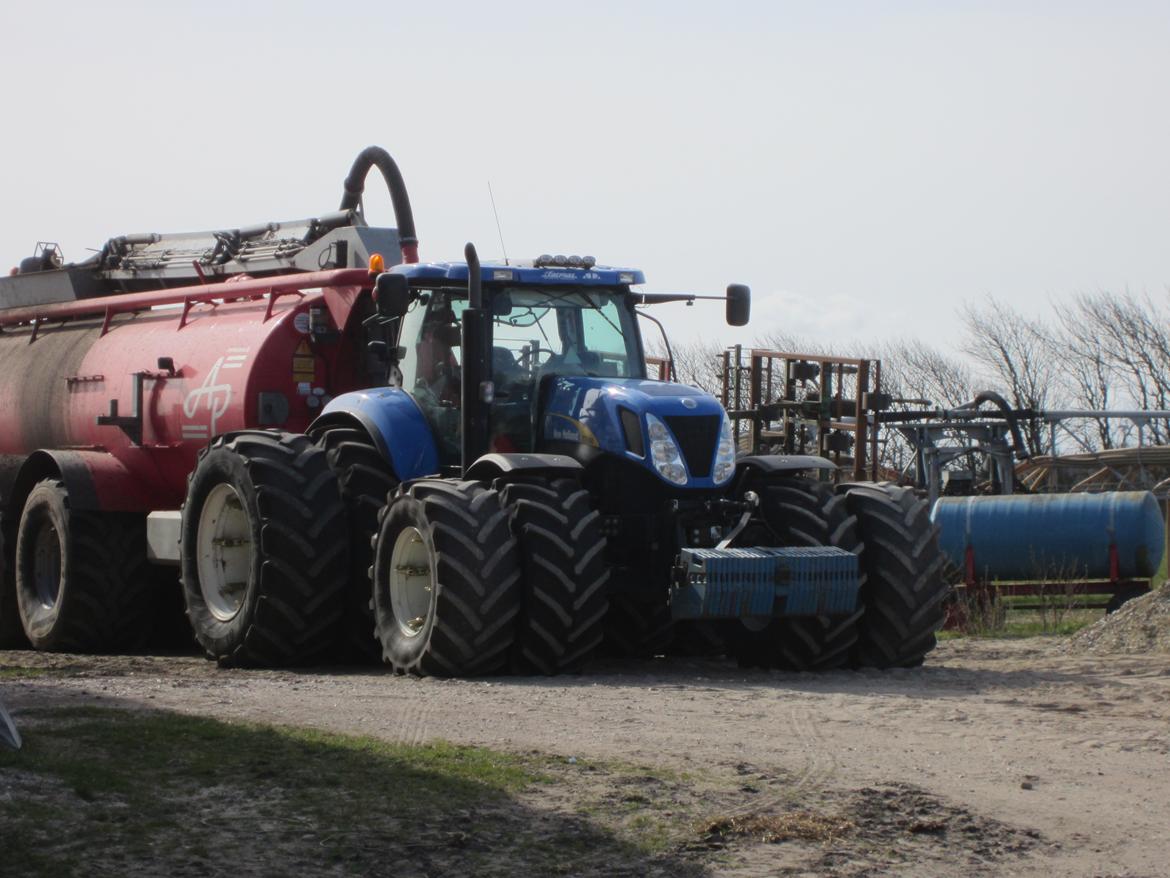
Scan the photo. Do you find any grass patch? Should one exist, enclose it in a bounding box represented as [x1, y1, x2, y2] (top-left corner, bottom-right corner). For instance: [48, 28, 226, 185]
[0, 707, 703, 878]
[944, 587, 1105, 639]
[996, 608, 1101, 637]
[699, 811, 854, 845]
[0, 667, 55, 679]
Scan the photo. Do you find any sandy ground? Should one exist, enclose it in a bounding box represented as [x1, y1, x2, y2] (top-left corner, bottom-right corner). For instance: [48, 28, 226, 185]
[4, 638, 1170, 877]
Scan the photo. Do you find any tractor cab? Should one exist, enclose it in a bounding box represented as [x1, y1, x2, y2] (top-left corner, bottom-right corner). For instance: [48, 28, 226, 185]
[383, 256, 651, 467]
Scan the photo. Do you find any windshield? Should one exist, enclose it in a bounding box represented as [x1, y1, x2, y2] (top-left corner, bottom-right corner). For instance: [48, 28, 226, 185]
[490, 286, 641, 381]
[396, 284, 642, 463]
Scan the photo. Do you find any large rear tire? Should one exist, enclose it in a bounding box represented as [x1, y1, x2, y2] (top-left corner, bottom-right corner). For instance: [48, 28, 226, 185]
[313, 425, 398, 663]
[843, 483, 948, 668]
[497, 476, 609, 674]
[13, 480, 151, 652]
[728, 477, 862, 671]
[180, 431, 349, 667]
[371, 480, 521, 677]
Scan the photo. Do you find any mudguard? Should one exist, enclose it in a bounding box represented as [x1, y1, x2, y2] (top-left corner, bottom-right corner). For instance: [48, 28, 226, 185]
[4, 449, 156, 515]
[314, 388, 440, 481]
[464, 452, 582, 482]
[735, 454, 838, 477]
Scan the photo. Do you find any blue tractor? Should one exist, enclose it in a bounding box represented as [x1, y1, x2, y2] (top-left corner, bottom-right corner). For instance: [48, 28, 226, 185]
[0, 145, 945, 674]
[308, 186, 948, 675]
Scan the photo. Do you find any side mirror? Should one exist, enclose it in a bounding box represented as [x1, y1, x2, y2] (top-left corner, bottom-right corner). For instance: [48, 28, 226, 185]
[726, 283, 751, 327]
[374, 272, 411, 317]
[492, 291, 513, 317]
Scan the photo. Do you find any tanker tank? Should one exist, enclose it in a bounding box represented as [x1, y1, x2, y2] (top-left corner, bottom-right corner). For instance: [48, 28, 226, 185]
[930, 491, 1166, 581]
[0, 270, 374, 512]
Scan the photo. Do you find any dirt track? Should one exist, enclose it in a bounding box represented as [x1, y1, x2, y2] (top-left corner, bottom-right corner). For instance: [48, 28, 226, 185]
[5, 638, 1170, 876]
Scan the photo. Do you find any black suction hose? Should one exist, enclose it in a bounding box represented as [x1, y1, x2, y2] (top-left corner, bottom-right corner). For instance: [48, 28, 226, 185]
[340, 146, 419, 263]
[959, 390, 1030, 459]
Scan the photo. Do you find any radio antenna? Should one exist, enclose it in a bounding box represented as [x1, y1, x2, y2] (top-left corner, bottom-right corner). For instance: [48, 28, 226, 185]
[487, 181, 510, 266]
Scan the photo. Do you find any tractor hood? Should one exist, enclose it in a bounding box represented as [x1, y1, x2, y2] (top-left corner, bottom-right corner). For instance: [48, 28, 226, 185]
[541, 376, 734, 488]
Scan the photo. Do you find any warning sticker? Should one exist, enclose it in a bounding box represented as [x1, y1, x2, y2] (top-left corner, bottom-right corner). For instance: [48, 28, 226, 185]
[292, 340, 316, 383]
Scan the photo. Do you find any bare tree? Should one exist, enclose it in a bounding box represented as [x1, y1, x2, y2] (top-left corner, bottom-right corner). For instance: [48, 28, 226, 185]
[875, 339, 973, 408]
[1046, 299, 1119, 450]
[653, 337, 725, 395]
[960, 297, 1060, 455]
[754, 329, 824, 356]
[1060, 291, 1170, 445]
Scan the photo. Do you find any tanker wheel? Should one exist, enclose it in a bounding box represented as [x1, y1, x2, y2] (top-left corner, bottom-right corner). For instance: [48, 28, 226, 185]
[181, 431, 349, 668]
[601, 593, 674, 658]
[13, 480, 151, 652]
[728, 477, 863, 671]
[371, 480, 521, 677]
[1, 524, 30, 649]
[496, 476, 609, 674]
[842, 483, 948, 668]
[312, 425, 398, 663]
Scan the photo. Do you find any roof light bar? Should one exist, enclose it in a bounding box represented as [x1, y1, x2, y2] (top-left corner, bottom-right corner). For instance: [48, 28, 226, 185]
[533, 254, 598, 269]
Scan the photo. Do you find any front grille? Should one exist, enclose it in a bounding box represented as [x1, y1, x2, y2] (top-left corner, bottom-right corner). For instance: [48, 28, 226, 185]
[664, 415, 719, 478]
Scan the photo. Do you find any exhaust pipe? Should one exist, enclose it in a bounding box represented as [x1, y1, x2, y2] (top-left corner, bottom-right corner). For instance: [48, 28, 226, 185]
[461, 242, 490, 474]
[339, 146, 419, 264]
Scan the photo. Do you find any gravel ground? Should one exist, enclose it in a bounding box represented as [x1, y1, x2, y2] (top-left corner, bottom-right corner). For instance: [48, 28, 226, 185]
[4, 638, 1170, 876]
[1060, 583, 1170, 655]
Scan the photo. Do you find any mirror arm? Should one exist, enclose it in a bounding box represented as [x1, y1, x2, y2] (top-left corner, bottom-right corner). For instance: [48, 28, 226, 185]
[635, 309, 676, 383]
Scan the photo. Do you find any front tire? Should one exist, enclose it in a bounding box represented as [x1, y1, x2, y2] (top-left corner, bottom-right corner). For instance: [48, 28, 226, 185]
[371, 480, 521, 677]
[312, 425, 398, 662]
[14, 480, 150, 652]
[728, 477, 863, 670]
[843, 483, 948, 668]
[602, 594, 674, 658]
[180, 431, 349, 667]
[497, 476, 609, 674]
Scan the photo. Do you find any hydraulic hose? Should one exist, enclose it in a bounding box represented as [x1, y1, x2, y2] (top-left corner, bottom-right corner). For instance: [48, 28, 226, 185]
[959, 390, 1030, 460]
[339, 146, 419, 263]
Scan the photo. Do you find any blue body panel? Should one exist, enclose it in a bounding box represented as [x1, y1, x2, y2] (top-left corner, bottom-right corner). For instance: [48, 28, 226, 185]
[392, 261, 645, 286]
[319, 388, 440, 481]
[541, 376, 730, 488]
[931, 491, 1166, 580]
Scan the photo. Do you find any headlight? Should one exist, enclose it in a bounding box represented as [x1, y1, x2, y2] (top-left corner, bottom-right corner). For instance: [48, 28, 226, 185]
[712, 417, 736, 484]
[645, 413, 688, 485]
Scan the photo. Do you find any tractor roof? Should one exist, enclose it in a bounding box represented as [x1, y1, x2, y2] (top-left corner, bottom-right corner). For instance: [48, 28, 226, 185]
[390, 259, 645, 287]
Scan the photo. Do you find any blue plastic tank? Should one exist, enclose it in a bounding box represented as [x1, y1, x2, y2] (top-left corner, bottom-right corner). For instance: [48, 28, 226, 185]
[930, 491, 1165, 581]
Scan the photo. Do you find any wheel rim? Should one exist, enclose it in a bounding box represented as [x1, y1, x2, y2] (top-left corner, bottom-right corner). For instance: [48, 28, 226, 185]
[30, 519, 62, 609]
[389, 526, 434, 638]
[196, 483, 252, 622]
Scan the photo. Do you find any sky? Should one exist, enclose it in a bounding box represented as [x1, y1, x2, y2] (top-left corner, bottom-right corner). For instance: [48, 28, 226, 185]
[1, 1, 1167, 352]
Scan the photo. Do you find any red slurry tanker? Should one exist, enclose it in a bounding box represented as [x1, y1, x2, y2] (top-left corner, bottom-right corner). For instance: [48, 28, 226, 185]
[0, 147, 947, 675]
[0, 148, 416, 664]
